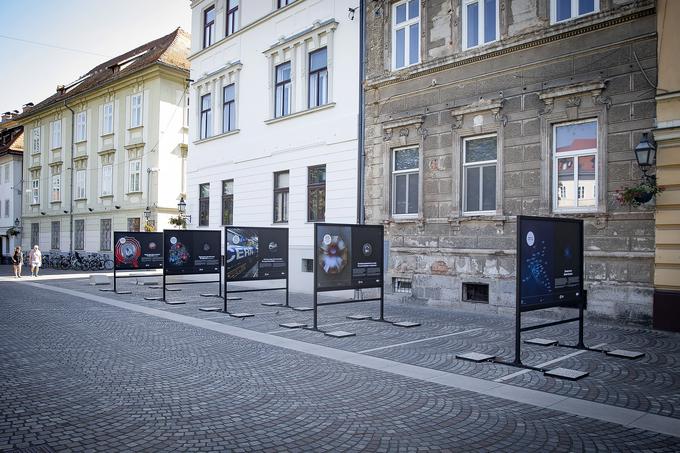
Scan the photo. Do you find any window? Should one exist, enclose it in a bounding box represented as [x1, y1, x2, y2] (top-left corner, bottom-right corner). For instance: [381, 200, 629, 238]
[226, 0, 239, 36]
[462, 0, 498, 50]
[76, 170, 86, 199]
[273, 171, 289, 223]
[551, 0, 599, 23]
[127, 218, 141, 232]
[463, 135, 497, 214]
[32, 127, 40, 153]
[51, 221, 60, 250]
[223, 84, 236, 133]
[307, 165, 326, 222]
[308, 48, 328, 109]
[199, 183, 210, 226]
[51, 120, 61, 149]
[3, 164, 8, 183]
[74, 220, 85, 251]
[102, 164, 113, 196]
[553, 120, 597, 211]
[392, 0, 420, 69]
[51, 174, 61, 202]
[129, 159, 141, 193]
[392, 147, 419, 215]
[31, 178, 40, 204]
[75, 112, 87, 142]
[302, 258, 313, 272]
[463, 283, 489, 303]
[203, 5, 215, 48]
[3, 199, 8, 217]
[131, 93, 143, 128]
[278, 0, 295, 7]
[103, 102, 114, 135]
[31, 223, 39, 248]
[200, 93, 212, 139]
[100, 219, 112, 251]
[275, 62, 292, 118]
[222, 179, 233, 225]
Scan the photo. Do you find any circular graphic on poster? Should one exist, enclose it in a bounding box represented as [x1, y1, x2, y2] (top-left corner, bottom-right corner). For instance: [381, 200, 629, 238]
[168, 241, 190, 267]
[362, 243, 373, 257]
[319, 235, 348, 274]
[203, 242, 211, 252]
[148, 242, 157, 251]
[526, 231, 535, 247]
[115, 237, 142, 268]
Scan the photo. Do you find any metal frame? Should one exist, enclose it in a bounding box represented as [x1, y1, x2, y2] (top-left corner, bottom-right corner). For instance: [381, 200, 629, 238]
[310, 222, 386, 332]
[111, 231, 164, 294]
[222, 226, 289, 315]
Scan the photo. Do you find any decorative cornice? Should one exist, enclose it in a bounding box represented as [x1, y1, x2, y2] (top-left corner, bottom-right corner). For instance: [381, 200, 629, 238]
[382, 114, 425, 141]
[367, 8, 655, 90]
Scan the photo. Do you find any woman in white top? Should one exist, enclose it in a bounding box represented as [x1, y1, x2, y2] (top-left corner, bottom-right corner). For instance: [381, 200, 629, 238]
[28, 245, 42, 277]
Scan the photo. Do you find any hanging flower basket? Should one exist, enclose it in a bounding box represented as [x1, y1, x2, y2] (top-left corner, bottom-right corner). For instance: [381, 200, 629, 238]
[169, 215, 187, 229]
[616, 180, 665, 207]
[143, 222, 156, 232]
[7, 226, 20, 237]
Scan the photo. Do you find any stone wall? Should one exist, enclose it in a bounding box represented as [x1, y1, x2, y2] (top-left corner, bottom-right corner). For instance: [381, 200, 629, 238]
[365, 0, 657, 324]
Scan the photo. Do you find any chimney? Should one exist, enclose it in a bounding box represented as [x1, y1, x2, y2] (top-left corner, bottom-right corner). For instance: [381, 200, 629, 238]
[22, 102, 34, 113]
[56, 85, 66, 94]
[1, 112, 11, 122]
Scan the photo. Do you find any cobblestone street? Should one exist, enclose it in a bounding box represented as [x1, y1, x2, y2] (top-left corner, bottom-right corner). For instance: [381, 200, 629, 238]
[1, 272, 679, 451]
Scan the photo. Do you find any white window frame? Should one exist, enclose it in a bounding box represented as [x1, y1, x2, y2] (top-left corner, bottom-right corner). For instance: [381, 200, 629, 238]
[129, 159, 141, 193]
[103, 102, 114, 135]
[550, 0, 600, 24]
[552, 118, 598, 213]
[462, 133, 497, 215]
[51, 120, 61, 149]
[131, 93, 143, 128]
[31, 127, 41, 153]
[3, 164, 9, 183]
[391, 0, 420, 70]
[31, 178, 40, 204]
[462, 0, 499, 51]
[75, 170, 87, 200]
[391, 146, 420, 217]
[51, 174, 61, 202]
[75, 111, 87, 142]
[101, 164, 113, 196]
[4, 199, 9, 218]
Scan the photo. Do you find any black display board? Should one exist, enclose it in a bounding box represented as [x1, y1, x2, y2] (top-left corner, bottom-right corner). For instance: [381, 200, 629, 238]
[163, 230, 221, 275]
[225, 227, 288, 281]
[113, 232, 164, 270]
[517, 216, 584, 312]
[315, 223, 384, 292]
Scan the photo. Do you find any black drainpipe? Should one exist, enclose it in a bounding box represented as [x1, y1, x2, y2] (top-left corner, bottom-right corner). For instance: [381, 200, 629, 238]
[63, 101, 75, 254]
[357, 0, 366, 224]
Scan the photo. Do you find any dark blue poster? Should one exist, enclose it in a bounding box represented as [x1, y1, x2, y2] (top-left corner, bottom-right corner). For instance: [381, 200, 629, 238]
[517, 216, 584, 311]
[225, 227, 288, 281]
[163, 230, 221, 275]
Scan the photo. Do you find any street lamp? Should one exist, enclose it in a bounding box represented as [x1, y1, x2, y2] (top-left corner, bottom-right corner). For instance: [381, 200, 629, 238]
[634, 133, 656, 181]
[143, 206, 151, 221]
[177, 196, 191, 222]
[14, 218, 20, 228]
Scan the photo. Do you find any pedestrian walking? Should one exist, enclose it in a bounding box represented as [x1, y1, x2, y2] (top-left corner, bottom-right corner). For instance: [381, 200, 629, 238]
[28, 245, 42, 277]
[11, 246, 23, 278]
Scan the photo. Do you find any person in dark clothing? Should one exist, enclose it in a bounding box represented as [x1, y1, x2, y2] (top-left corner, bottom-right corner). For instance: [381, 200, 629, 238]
[11, 246, 23, 278]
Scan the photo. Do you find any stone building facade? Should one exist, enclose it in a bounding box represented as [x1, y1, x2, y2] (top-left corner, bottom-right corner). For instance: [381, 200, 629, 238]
[364, 0, 658, 323]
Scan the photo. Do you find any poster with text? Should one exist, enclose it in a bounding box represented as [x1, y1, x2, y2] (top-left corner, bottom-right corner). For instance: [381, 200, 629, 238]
[517, 216, 584, 310]
[163, 230, 221, 275]
[315, 223, 384, 291]
[225, 227, 288, 281]
[113, 231, 163, 270]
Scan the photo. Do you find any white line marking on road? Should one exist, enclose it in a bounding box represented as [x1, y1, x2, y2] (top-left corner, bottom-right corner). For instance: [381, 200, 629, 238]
[358, 328, 483, 354]
[494, 343, 608, 382]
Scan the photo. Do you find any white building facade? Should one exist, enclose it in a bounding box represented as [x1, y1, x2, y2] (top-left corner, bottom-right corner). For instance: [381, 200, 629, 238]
[17, 29, 191, 256]
[0, 118, 23, 259]
[187, 0, 360, 292]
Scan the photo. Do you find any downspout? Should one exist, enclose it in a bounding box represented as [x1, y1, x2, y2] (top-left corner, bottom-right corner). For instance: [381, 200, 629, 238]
[64, 101, 75, 253]
[357, 0, 366, 224]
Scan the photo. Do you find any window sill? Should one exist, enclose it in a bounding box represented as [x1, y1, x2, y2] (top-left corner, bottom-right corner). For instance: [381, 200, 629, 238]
[265, 103, 336, 125]
[462, 210, 497, 217]
[126, 191, 143, 196]
[552, 208, 599, 215]
[50, 146, 62, 152]
[74, 197, 87, 202]
[128, 125, 143, 131]
[193, 129, 240, 145]
[74, 139, 87, 144]
[98, 147, 116, 155]
[49, 200, 62, 204]
[30, 203, 40, 207]
[99, 194, 114, 199]
[100, 132, 114, 138]
[391, 61, 420, 73]
[390, 215, 420, 223]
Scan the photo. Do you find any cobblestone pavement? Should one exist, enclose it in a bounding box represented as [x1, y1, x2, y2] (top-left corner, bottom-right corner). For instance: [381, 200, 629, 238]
[1, 276, 680, 451]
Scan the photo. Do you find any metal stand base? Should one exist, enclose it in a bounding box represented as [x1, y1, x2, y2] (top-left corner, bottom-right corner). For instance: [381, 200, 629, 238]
[279, 322, 307, 329]
[165, 300, 186, 305]
[144, 296, 163, 301]
[228, 312, 254, 318]
[262, 302, 284, 307]
[198, 306, 222, 312]
[166, 287, 182, 292]
[99, 288, 115, 292]
[200, 293, 221, 298]
[524, 338, 558, 346]
[392, 321, 421, 328]
[115, 290, 132, 295]
[324, 330, 356, 338]
[606, 349, 644, 359]
[544, 367, 589, 380]
[292, 306, 314, 312]
[347, 314, 372, 320]
[149, 285, 163, 289]
[456, 352, 496, 362]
